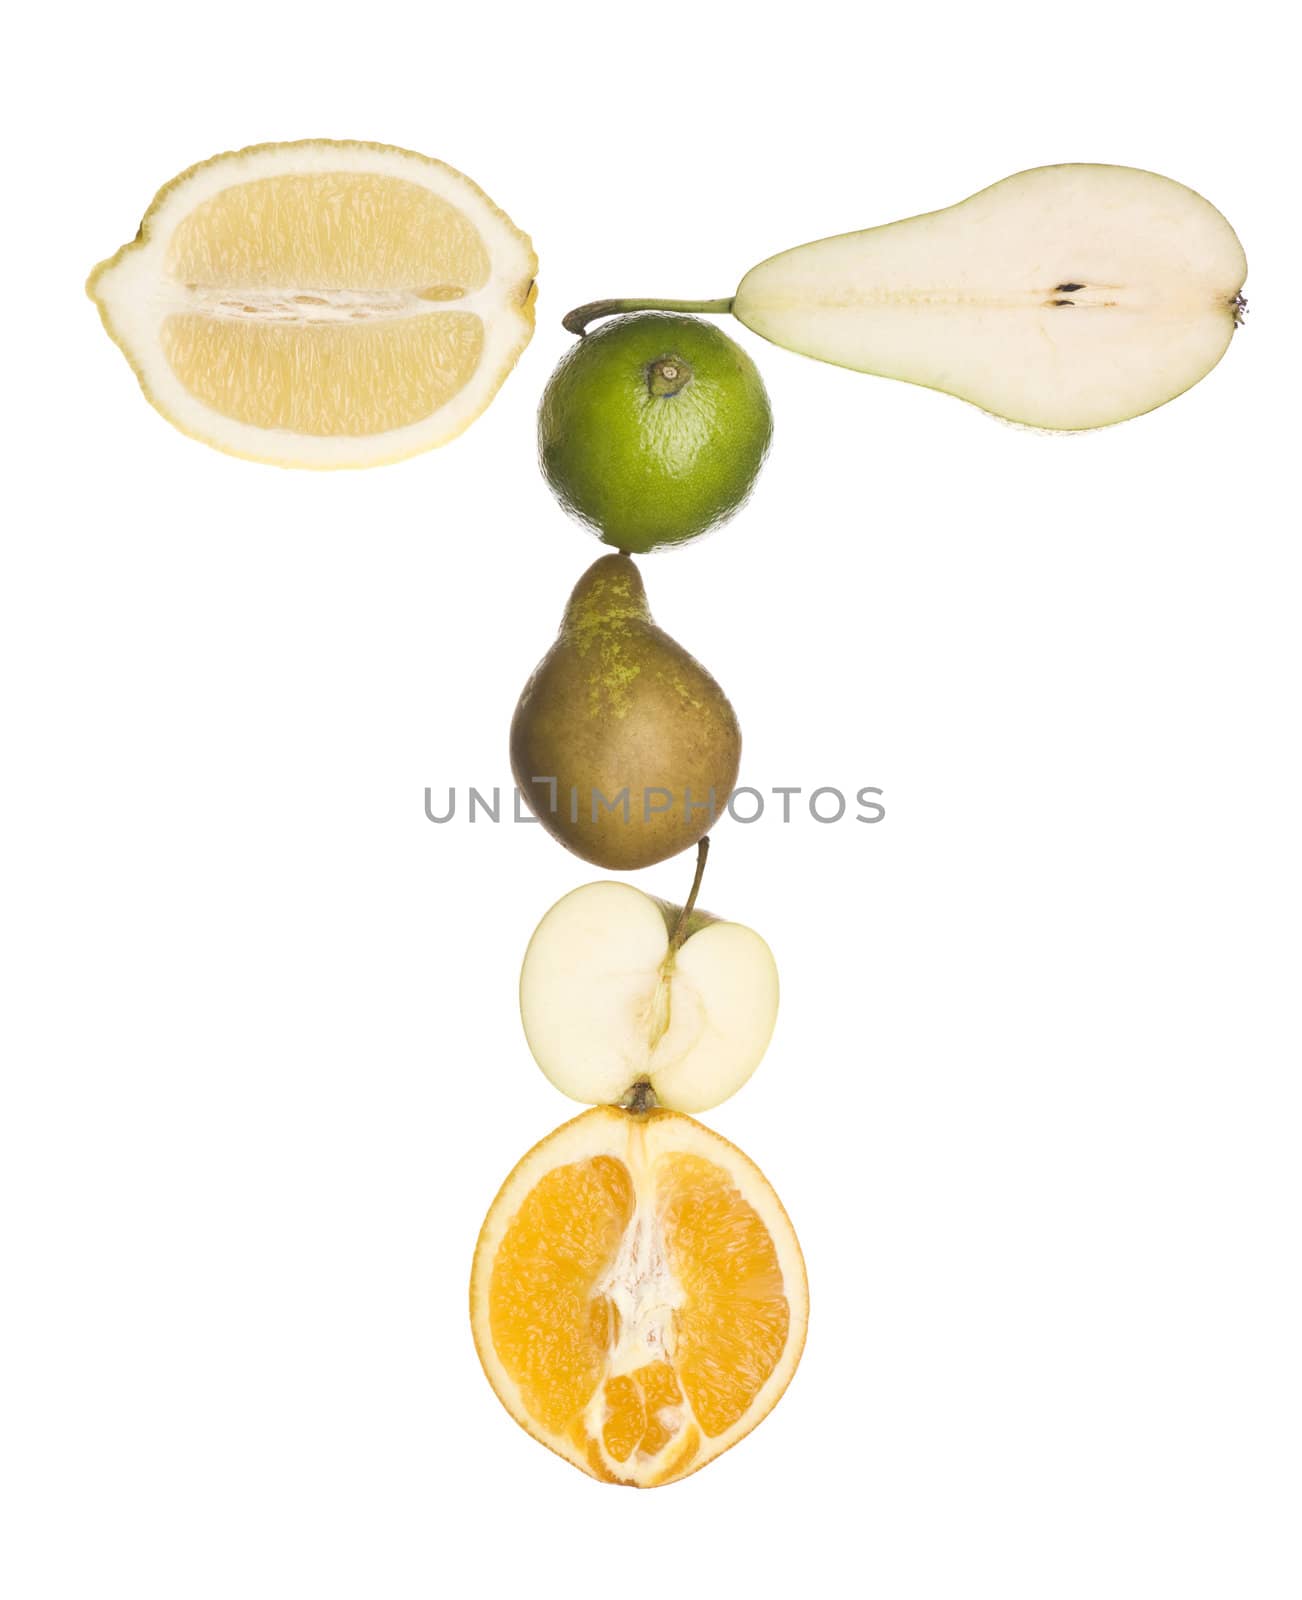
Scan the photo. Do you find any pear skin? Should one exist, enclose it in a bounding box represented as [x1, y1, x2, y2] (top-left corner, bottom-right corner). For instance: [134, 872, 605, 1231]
[510, 555, 741, 869]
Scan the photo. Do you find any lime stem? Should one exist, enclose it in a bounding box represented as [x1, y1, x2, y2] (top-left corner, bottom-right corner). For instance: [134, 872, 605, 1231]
[562, 297, 735, 337]
[648, 357, 692, 398]
[668, 838, 710, 954]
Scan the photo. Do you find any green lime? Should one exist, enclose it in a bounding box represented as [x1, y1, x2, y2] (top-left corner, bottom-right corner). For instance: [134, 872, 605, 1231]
[538, 313, 772, 553]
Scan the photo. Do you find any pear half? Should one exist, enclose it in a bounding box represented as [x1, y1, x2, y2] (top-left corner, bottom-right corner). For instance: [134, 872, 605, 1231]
[733, 163, 1247, 430]
[520, 881, 779, 1114]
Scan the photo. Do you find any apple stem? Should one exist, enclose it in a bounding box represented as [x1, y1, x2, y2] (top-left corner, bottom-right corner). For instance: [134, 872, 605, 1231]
[562, 298, 735, 337]
[668, 837, 710, 954]
[622, 1079, 659, 1115]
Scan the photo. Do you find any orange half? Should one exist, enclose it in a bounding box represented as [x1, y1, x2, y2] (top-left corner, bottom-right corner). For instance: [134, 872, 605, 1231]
[470, 1106, 808, 1486]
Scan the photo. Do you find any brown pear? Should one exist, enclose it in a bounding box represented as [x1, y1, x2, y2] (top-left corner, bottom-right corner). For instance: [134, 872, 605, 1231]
[510, 555, 741, 869]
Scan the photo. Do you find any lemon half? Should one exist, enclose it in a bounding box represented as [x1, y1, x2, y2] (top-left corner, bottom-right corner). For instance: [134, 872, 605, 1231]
[89, 140, 537, 468]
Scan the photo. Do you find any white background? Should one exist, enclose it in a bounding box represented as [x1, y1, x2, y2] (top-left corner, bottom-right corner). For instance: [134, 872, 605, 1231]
[3, 3, 1298, 1596]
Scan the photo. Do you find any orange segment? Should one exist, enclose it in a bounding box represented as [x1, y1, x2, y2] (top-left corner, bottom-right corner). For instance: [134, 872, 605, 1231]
[649, 1426, 700, 1487]
[658, 1151, 791, 1436]
[601, 1375, 645, 1463]
[470, 1107, 807, 1488]
[600, 1362, 686, 1462]
[487, 1154, 633, 1434]
[635, 1362, 685, 1455]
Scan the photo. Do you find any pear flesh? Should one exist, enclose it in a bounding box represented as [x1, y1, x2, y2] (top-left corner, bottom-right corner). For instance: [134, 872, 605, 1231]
[733, 164, 1247, 430]
[519, 881, 779, 1113]
[510, 554, 741, 870]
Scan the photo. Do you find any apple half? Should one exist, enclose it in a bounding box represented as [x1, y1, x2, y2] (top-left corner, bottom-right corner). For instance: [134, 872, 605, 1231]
[519, 881, 779, 1114]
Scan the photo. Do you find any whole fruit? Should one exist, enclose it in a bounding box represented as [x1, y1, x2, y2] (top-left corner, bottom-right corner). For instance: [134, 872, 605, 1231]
[510, 553, 740, 869]
[538, 313, 772, 553]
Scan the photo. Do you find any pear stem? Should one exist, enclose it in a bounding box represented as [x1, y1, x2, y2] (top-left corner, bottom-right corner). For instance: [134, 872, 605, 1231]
[668, 837, 710, 954]
[562, 297, 735, 337]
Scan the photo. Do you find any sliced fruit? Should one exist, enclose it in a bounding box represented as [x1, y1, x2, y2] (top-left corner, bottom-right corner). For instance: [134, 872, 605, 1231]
[520, 880, 778, 1112]
[470, 1106, 807, 1487]
[565, 164, 1246, 431]
[88, 140, 536, 467]
[732, 164, 1246, 430]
